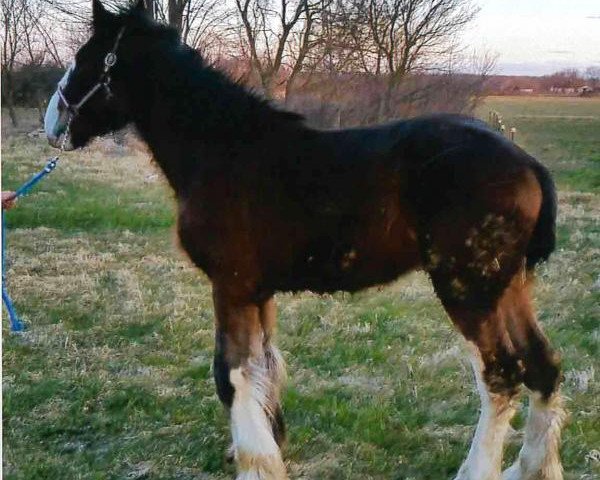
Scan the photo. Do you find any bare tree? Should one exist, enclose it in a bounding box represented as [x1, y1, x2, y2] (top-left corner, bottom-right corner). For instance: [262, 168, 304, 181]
[1, 0, 32, 126]
[181, 0, 228, 53]
[129, 0, 227, 51]
[235, 0, 330, 98]
[2, 0, 486, 128]
[316, 1, 372, 74]
[282, 0, 331, 99]
[584, 66, 600, 90]
[38, 0, 227, 54]
[352, 0, 478, 118]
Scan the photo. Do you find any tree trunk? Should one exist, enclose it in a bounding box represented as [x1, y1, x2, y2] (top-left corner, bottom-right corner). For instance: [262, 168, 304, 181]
[145, 0, 156, 19]
[168, 0, 185, 34]
[35, 93, 46, 125]
[378, 78, 393, 121]
[284, 75, 296, 104]
[3, 73, 19, 127]
[7, 101, 18, 128]
[261, 71, 276, 99]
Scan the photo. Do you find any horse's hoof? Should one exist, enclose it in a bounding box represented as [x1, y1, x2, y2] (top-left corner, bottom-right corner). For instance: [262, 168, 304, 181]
[235, 452, 287, 480]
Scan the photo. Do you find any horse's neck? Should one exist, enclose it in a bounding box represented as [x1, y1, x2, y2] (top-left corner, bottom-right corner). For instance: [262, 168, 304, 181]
[123, 48, 272, 193]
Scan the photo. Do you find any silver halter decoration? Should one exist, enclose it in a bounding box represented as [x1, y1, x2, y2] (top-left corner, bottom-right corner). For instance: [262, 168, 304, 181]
[57, 26, 125, 119]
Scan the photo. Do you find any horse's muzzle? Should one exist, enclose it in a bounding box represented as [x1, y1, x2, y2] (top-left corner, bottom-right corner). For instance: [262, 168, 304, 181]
[45, 88, 74, 151]
[47, 131, 74, 151]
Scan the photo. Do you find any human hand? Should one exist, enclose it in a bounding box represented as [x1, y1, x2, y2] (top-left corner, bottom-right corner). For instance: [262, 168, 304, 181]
[2, 191, 17, 210]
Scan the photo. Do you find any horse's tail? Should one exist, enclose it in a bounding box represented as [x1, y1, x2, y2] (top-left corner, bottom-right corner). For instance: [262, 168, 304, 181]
[526, 161, 558, 269]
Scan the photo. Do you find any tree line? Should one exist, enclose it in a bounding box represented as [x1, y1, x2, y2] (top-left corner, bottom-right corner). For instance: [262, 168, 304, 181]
[2, 0, 496, 128]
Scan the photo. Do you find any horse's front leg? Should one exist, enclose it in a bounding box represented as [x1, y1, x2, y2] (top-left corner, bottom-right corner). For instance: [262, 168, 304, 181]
[212, 287, 287, 480]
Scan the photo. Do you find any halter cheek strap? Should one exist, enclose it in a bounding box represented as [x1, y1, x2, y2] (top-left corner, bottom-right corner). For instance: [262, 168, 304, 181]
[58, 26, 125, 117]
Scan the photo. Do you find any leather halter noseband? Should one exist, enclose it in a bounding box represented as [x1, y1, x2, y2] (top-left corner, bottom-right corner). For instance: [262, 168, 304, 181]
[57, 27, 125, 117]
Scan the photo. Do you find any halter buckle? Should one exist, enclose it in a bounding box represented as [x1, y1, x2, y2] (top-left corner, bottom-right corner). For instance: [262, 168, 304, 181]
[104, 52, 117, 68]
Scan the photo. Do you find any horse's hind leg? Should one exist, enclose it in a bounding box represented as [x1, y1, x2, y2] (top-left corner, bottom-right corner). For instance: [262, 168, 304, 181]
[422, 205, 532, 477]
[436, 271, 565, 480]
[419, 164, 566, 479]
[443, 302, 521, 480]
[502, 279, 566, 480]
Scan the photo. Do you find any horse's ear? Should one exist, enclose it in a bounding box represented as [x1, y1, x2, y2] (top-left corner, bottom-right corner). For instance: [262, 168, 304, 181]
[92, 0, 113, 29]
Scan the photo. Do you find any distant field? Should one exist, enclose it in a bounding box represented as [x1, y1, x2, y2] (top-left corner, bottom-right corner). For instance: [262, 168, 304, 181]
[479, 96, 600, 193]
[2, 101, 599, 479]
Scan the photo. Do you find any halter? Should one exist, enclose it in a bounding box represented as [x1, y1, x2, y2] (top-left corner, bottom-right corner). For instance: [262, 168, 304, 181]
[57, 26, 125, 118]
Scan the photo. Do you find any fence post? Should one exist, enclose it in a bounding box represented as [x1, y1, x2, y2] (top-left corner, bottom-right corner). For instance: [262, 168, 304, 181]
[489, 111, 518, 141]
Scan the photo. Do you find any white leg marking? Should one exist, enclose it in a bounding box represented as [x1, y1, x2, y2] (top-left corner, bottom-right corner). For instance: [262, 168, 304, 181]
[503, 392, 566, 480]
[455, 346, 516, 480]
[229, 361, 287, 480]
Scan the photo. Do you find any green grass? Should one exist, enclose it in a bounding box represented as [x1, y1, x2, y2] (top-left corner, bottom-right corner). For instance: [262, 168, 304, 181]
[479, 96, 600, 193]
[3, 101, 600, 479]
[2, 137, 175, 232]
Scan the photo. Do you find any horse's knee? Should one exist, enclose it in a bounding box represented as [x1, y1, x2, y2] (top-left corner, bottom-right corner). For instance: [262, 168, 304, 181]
[443, 303, 524, 398]
[521, 330, 562, 400]
[477, 344, 523, 397]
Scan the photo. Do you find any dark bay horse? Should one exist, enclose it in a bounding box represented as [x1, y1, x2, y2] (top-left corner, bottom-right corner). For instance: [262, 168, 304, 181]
[45, 1, 566, 478]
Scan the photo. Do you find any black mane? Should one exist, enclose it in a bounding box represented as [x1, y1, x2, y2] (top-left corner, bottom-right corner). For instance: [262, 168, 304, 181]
[121, 5, 303, 129]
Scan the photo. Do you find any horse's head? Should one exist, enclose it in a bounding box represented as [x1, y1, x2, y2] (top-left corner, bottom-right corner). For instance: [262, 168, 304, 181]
[45, 0, 147, 150]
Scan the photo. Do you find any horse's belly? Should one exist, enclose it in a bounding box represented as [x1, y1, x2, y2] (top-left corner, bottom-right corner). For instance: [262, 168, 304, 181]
[273, 229, 422, 294]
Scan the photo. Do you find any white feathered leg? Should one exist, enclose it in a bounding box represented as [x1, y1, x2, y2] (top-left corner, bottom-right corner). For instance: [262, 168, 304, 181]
[229, 348, 287, 480]
[455, 347, 516, 480]
[503, 392, 566, 480]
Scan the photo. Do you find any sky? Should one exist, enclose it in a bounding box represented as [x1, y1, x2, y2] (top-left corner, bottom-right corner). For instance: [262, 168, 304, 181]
[462, 0, 600, 76]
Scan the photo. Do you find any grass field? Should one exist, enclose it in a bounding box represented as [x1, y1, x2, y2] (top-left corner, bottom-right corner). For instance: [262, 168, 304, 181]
[480, 96, 600, 192]
[2, 97, 599, 479]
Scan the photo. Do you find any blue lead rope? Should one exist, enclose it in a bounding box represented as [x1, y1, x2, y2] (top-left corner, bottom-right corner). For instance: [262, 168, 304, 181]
[2, 156, 60, 332]
[15, 157, 59, 197]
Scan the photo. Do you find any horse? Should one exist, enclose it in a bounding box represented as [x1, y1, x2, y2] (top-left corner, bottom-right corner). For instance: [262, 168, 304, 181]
[44, 1, 566, 479]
